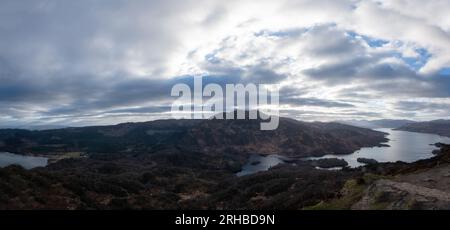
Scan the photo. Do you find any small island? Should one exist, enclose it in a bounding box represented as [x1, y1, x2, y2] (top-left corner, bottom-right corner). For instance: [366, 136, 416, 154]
[357, 157, 378, 165]
[310, 158, 348, 168]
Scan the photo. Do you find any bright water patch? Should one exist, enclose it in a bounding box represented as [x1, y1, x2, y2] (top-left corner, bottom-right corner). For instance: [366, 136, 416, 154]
[309, 129, 450, 168]
[0, 152, 48, 169]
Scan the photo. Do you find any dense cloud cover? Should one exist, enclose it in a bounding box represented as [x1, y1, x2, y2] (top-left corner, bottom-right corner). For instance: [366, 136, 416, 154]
[0, 0, 449, 127]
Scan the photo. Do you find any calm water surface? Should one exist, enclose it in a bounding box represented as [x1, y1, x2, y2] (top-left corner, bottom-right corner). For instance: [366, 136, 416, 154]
[311, 129, 450, 167]
[0, 152, 48, 169]
[238, 129, 450, 175]
[236, 154, 287, 176]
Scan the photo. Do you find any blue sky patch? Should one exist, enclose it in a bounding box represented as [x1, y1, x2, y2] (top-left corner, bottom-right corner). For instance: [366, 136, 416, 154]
[439, 67, 450, 76]
[400, 48, 431, 71]
[346, 31, 389, 48]
[254, 28, 309, 38]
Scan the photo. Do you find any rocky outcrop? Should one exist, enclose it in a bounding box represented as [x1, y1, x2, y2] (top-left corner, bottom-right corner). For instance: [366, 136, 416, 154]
[351, 144, 450, 210]
[352, 179, 450, 210]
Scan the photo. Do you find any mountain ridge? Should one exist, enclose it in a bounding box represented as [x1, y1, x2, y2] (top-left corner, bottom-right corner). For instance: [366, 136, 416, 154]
[337, 119, 416, 129]
[395, 120, 450, 137]
[0, 114, 387, 158]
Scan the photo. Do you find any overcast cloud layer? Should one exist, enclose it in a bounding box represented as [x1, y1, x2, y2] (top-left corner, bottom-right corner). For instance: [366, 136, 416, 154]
[0, 0, 449, 128]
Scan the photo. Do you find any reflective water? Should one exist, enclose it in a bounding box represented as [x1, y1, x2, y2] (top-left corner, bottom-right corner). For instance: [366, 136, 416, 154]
[236, 154, 287, 176]
[309, 129, 450, 167]
[237, 129, 450, 175]
[0, 152, 48, 169]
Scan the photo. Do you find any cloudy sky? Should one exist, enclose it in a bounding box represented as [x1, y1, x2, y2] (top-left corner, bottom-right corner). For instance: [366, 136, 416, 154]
[1, 0, 450, 128]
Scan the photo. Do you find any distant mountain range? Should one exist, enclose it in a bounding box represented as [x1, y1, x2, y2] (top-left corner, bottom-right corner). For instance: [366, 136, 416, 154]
[0, 125, 68, 131]
[337, 119, 450, 138]
[0, 112, 387, 158]
[395, 120, 450, 137]
[337, 119, 416, 129]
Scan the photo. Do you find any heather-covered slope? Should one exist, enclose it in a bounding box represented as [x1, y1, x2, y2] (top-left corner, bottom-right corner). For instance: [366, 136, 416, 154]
[180, 117, 387, 157]
[0, 115, 387, 158]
